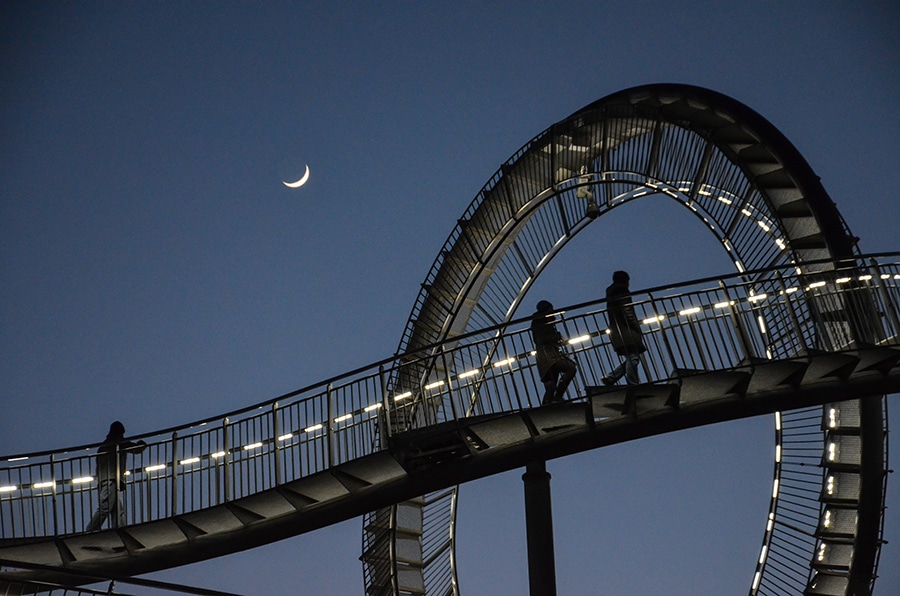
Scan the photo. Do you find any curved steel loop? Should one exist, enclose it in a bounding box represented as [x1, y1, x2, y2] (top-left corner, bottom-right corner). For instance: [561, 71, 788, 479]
[372, 84, 889, 595]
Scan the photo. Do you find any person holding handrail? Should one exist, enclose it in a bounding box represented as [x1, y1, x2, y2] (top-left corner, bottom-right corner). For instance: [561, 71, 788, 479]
[603, 270, 646, 386]
[85, 421, 146, 531]
[530, 300, 578, 405]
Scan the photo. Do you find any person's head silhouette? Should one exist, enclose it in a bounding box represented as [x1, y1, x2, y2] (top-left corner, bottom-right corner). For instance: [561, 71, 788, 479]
[536, 300, 554, 313]
[612, 270, 630, 285]
[108, 421, 125, 438]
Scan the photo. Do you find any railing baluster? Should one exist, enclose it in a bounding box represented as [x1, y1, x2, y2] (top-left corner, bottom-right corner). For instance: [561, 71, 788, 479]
[327, 383, 335, 469]
[171, 431, 178, 517]
[870, 258, 900, 340]
[378, 365, 390, 444]
[273, 402, 282, 486]
[440, 344, 459, 422]
[776, 272, 808, 356]
[719, 280, 756, 362]
[1, 251, 898, 555]
[49, 453, 58, 537]
[223, 417, 231, 504]
[647, 291, 677, 378]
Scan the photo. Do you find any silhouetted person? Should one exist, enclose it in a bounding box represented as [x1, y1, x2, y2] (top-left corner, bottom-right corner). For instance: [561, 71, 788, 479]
[530, 300, 577, 405]
[603, 271, 646, 385]
[86, 421, 146, 531]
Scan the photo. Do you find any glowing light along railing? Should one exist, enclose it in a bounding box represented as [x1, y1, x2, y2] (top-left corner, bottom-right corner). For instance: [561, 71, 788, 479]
[3, 272, 898, 492]
[3, 274, 895, 494]
[1, 255, 898, 541]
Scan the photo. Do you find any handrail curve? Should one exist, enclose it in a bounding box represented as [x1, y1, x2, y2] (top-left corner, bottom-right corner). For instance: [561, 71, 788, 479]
[1, 254, 897, 546]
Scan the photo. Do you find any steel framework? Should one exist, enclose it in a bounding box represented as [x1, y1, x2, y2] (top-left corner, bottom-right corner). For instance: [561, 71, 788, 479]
[0, 85, 895, 596]
[367, 84, 889, 595]
[1, 255, 898, 593]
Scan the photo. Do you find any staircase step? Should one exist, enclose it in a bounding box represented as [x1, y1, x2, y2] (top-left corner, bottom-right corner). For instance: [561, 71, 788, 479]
[527, 403, 590, 434]
[847, 345, 900, 375]
[809, 541, 853, 572]
[815, 506, 858, 540]
[672, 370, 751, 406]
[804, 570, 850, 595]
[468, 415, 534, 447]
[745, 358, 809, 394]
[587, 383, 678, 418]
[819, 471, 860, 505]
[802, 351, 860, 382]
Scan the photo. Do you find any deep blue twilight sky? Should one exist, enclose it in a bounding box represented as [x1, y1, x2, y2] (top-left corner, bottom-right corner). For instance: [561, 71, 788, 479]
[2, 2, 898, 594]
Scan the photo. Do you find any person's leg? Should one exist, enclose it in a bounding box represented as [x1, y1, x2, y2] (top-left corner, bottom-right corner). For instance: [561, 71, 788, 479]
[114, 488, 126, 528]
[553, 359, 577, 401]
[604, 359, 626, 384]
[541, 378, 558, 405]
[86, 480, 113, 531]
[624, 353, 642, 385]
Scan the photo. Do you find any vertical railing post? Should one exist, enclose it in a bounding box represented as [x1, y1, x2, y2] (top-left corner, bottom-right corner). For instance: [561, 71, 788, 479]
[223, 417, 231, 503]
[273, 402, 282, 486]
[49, 453, 59, 537]
[870, 258, 900, 339]
[506, 335, 528, 412]
[685, 311, 710, 370]
[558, 318, 586, 402]
[327, 383, 335, 469]
[113, 444, 120, 530]
[647, 292, 678, 378]
[440, 344, 459, 423]
[775, 272, 809, 356]
[418, 357, 435, 429]
[719, 280, 757, 362]
[378, 365, 391, 445]
[144, 449, 152, 524]
[171, 431, 178, 517]
[67, 458, 77, 534]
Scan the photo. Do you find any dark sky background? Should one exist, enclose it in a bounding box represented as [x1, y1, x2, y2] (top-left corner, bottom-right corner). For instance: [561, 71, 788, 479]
[2, 2, 898, 594]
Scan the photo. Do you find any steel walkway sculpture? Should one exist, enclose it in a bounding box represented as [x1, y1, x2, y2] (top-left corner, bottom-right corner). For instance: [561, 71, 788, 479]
[2, 84, 898, 595]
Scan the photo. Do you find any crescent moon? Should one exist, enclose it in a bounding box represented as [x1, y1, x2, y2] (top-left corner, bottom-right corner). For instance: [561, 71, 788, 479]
[283, 164, 310, 188]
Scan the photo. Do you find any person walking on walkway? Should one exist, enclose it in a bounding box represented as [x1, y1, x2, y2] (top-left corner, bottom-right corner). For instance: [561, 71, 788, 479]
[603, 271, 646, 386]
[530, 300, 578, 405]
[86, 421, 146, 531]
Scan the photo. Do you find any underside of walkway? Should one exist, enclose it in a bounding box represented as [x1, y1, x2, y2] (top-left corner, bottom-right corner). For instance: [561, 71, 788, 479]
[3, 346, 898, 586]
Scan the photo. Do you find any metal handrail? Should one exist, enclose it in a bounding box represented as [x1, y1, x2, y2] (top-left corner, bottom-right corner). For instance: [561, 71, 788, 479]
[2, 253, 899, 542]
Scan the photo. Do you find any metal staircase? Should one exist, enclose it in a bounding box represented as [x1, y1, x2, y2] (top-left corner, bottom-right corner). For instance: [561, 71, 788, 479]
[2, 84, 898, 595]
[2, 254, 897, 594]
[367, 84, 891, 596]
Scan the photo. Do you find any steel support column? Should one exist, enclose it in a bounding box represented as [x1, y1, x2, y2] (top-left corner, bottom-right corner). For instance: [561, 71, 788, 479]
[523, 459, 557, 596]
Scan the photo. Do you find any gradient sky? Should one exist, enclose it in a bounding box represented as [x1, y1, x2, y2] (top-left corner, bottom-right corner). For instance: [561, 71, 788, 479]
[2, 2, 898, 594]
